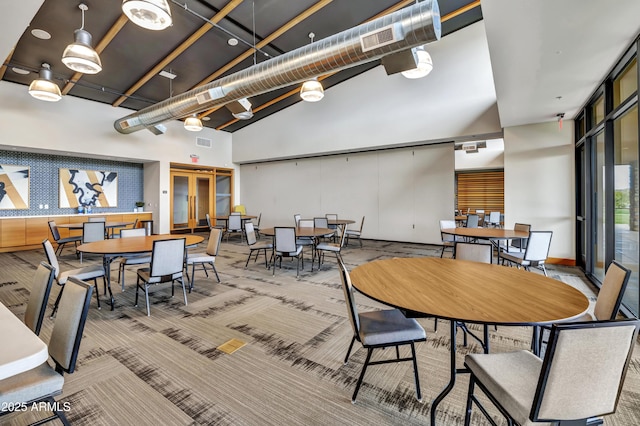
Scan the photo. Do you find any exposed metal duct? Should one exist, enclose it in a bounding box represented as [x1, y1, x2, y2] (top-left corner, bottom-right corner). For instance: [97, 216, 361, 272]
[114, 0, 441, 134]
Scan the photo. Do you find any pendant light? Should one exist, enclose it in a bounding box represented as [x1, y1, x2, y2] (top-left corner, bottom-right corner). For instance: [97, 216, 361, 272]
[122, 0, 172, 31]
[300, 33, 324, 102]
[62, 4, 102, 74]
[184, 114, 203, 131]
[401, 46, 433, 79]
[28, 63, 62, 102]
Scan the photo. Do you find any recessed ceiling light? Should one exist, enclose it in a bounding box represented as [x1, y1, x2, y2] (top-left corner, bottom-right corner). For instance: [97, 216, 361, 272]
[201, 116, 210, 121]
[227, 38, 238, 46]
[11, 67, 30, 75]
[31, 28, 51, 40]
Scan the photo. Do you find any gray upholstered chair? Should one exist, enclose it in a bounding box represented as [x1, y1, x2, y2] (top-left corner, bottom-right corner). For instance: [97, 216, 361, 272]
[24, 262, 55, 336]
[293, 213, 301, 226]
[0, 277, 93, 426]
[117, 228, 151, 291]
[486, 211, 501, 228]
[296, 219, 316, 257]
[501, 230, 552, 276]
[345, 216, 365, 248]
[80, 221, 105, 263]
[272, 227, 304, 276]
[465, 214, 479, 228]
[338, 258, 426, 402]
[439, 219, 457, 258]
[252, 212, 262, 239]
[464, 319, 640, 426]
[224, 213, 244, 242]
[43, 239, 105, 315]
[325, 213, 338, 242]
[185, 227, 223, 290]
[136, 238, 187, 316]
[314, 224, 347, 271]
[244, 222, 272, 268]
[48, 220, 81, 256]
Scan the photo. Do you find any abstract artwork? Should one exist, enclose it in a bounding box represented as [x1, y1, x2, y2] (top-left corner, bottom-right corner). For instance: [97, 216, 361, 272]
[0, 164, 29, 209]
[59, 168, 118, 208]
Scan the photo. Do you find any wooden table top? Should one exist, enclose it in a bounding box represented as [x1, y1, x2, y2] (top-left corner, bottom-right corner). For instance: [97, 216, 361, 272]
[441, 227, 529, 240]
[58, 221, 133, 229]
[77, 234, 204, 255]
[259, 227, 335, 238]
[215, 215, 256, 220]
[0, 302, 48, 381]
[350, 257, 588, 326]
[328, 219, 355, 226]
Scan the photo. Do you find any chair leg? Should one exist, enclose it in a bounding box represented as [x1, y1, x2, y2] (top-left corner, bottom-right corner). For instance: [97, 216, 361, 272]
[245, 252, 252, 268]
[144, 284, 151, 316]
[410, 342, 422, 401]
[344, 335, 357, 364]
[352, 347, 374, 403]
[211, 262, 220, 282]
[464, 375, 476, 426]
[134, 277, 140, 307]
[180, 277, 188, 306]
[93, 278, 101, 310]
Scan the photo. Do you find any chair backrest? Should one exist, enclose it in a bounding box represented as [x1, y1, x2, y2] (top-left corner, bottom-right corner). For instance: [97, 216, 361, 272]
[293, 214, 301, 226]
[245, 222, 258, 245]
[48, 220, 61, 242]
[512, 223, 531, 249]
[88, 216, 106, 222]
[24, 261, 56, 335]
[82, 221, 105, 243]
[275, 227, 297, 253]
[149, 238, 186, 278]
[530, 319, 639, 422]
[120, 227, 146, 238]
[206, 227, 223, 256]
[594, 260, 631, 321]
[228, 214, 242, 231]
[488, 211, 501, 224]
[314, 217, 329, 228]
[325, 213, 338, 221]
[255, 213, 261, 227]
[48, 277, 93, 374]
[523, 231, 552, 262]
[337, 257, 360, 335]
[233, 204, 246, 215]
[205, 213, 212, 228]
[338, 224, 348, 247]
[299, 219, 314, 228]
[454, 242, 492, 264]
[357, 216, 365, 232]
[466, 214, 479, 228]
[42, 239, 61, 280]
[440, 220, 456, 243]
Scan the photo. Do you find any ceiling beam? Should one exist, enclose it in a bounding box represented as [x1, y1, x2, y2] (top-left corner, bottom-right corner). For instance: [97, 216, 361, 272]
[0, 48, 15, 81]
[112, 0, 244, 107]
[213, 0, 482, 131]
[191, 0, 334, 90]
[61, 14, 129, 95]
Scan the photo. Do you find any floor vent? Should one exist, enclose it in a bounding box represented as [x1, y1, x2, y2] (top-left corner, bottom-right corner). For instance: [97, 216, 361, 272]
[196, 137, 212, 148]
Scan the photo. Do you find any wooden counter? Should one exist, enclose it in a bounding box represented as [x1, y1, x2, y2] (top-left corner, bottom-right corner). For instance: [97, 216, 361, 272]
[0, 212, 152, 252]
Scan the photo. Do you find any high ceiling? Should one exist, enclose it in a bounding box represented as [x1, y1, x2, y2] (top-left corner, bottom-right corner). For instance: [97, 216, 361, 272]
[0, 0, 482, 133]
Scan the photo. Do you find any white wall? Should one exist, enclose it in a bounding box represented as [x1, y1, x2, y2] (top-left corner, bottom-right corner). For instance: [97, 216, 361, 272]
[240, 144, 454, 245]
[504, 121, 575, 260]
[232, 21, 501, 163]
[0, 81, 236, 233]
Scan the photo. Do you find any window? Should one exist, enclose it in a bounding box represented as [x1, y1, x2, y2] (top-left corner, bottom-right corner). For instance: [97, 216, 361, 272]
[614, 58, 637, 108]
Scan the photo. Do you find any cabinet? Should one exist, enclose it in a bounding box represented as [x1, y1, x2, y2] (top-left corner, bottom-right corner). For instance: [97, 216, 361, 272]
[170, 166, 234, 233]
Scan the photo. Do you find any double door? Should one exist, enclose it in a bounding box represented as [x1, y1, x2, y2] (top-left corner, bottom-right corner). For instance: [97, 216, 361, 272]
[171, 172, 213, 232]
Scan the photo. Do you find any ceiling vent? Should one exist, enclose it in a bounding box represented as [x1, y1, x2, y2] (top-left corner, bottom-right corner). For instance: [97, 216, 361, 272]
[360, 23, 404, 52]
[196, 137, 212, 148]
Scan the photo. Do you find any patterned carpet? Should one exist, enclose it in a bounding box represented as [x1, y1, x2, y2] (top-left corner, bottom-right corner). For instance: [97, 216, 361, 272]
[0, 236, 638, 425]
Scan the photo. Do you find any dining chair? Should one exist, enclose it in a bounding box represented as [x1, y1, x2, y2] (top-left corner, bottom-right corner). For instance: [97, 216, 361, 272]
[42, 239, 105, 316]
[501, 230, 553, 276]
[337, 258, 426, 402]
[24, 261, 55, 336]
[314, 224, 347, 271]
[345, 216, 365, 248]
[0, 277, 93, 426]
[185, 227, 223, 291]
[499, 222, 531, 254]
[293, 213, 301, 227]
[296, 219, 316, 258]
[313, 217, 332, 243]
[48, 220, 81, 256]
[224, 213, 244, 242]
[111, 218, 139, 239]
[465, 214, 479, 229]
[272, 227, 304, 277]
[464, 319, 640, 426]
[233, 204, 246, 215]
[439, 219, 457, 258]
[486, 211, 501, 228]
[135, 238, 187, 316]
[244, 222, 272, 269]
[117, 228, 151, 291]
[253, 212, 262, 239]
[80, 221, 105, 263]
[325, 213, 338, 242]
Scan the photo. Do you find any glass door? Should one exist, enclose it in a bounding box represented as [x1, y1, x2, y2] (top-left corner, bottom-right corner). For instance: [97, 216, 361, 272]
[216, 174, 231, 217]
[594, 130, 606, 282]
[171, 173, 191, 231]
[194, 174, 213, 229]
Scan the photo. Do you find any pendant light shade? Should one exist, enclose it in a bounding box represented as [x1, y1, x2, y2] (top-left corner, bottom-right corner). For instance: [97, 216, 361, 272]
[28, 63, 62, 102]
[122, 0, 172, 31]
[401, 46, 433, 79]
[184, 115, 203, 131]
[300, 78, 324, 102]
[62, 29, 102, 74]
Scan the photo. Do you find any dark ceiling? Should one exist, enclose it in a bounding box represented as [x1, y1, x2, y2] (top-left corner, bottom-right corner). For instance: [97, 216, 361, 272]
[1, 0, 481, 132]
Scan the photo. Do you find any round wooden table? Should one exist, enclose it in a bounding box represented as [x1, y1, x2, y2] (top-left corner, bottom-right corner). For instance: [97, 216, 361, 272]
[350, 257, 588, 425]
[441, 227, 528, 242]
[259, 227, 334, 238]
[77, 234, 204, 310]
[58, 221, 134, 238]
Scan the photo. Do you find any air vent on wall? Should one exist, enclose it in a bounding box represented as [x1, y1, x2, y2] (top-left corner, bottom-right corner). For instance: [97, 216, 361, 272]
[196, 137, 212, 148]
[360, 23, 404, 52]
